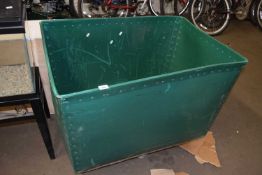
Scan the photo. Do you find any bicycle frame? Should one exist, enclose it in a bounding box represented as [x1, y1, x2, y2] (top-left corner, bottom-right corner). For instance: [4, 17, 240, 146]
[140, 0, 148, 10]
[104, 0, 137, 11]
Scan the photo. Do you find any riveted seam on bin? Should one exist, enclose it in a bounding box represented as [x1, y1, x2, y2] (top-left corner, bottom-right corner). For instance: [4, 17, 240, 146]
[75, 156, 80, 161]
[59, 114, 77, 168]
[102, 93, 110, 97]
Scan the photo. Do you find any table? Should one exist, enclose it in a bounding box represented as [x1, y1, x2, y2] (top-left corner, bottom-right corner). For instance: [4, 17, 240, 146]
[0, 67, 55, 159]
[0, 0, 55, 159]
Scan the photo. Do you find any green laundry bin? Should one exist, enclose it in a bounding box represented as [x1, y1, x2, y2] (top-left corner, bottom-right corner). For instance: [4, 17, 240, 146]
[40, 16, 247, 172]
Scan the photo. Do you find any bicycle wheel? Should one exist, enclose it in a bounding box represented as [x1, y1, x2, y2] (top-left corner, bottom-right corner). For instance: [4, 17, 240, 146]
[70, 0, 81, 17]
[249, 0, 257, 25]
[148, 0, 164, 16]
[174, 0, 190, 15]
[135, 1, 151, 16]
[162, 0, 176, 15]
[190, 0, 230, 35]
[78, 0, 97, 18]
[254, 0, 262, 30]
[190, 0, 205, 20]
[78, 0, 93, 18]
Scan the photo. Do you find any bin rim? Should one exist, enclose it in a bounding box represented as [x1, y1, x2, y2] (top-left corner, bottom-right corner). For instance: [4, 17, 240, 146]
[40, 17, 248, 99]
[45, 62, 247, 100]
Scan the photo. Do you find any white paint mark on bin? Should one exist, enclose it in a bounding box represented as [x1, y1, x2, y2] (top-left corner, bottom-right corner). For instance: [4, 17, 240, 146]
[6, 6, 13, 9]
[98, 84, 109, 90]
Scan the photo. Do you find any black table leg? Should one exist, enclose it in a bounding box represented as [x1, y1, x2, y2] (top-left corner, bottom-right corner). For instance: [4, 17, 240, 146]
[37, 68, 51, 119]
[42, 88, 51, 119]
[31, 99, 55, 159]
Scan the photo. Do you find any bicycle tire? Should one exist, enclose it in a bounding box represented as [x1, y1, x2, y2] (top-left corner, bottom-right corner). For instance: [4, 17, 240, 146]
[148, 0, 164, 16]
[77, 0, 86, 18]
[249, 0, 257, 25]
[174, 0, 190, 15]
[70, 0, 81, 17]
[190, 0, 231, 35]
[254, 0, 262, 30]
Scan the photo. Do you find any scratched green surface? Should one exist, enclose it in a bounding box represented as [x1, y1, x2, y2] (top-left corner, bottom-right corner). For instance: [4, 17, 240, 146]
[40, 16, 247, 172]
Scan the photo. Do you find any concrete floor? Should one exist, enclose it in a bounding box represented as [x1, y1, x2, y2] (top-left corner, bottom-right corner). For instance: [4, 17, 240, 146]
[0, 20, 262, 175]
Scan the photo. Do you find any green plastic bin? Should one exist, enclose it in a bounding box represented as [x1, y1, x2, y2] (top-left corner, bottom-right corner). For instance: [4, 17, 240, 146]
[40, 16, 247, 172]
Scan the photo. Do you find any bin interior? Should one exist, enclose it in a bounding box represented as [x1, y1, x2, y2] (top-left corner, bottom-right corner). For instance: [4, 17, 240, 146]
[41, 17, 246, 95]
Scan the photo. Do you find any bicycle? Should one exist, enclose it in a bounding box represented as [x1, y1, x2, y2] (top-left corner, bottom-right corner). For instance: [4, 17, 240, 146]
[73, 0, 163, 17]
[76, 0, 133, 18]
[190, 0, 230, 35]
[26, 0, 74, 18]
[190, 0, 260, 35]
[155, 0, 190, 16]
[253, 0, 262, 29]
